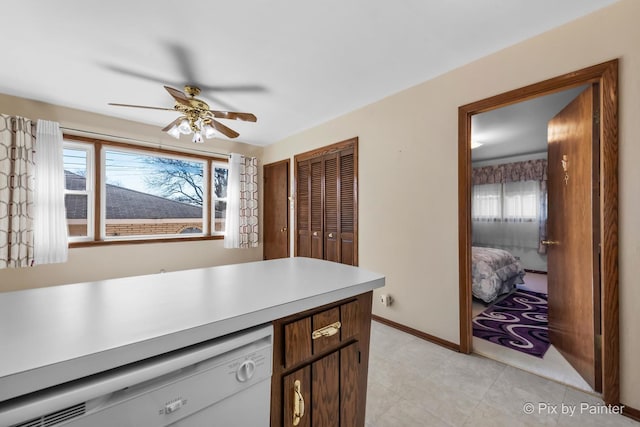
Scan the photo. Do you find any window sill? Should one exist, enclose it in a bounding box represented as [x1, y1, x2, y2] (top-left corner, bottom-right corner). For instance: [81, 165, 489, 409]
[69, 235, 224, 248]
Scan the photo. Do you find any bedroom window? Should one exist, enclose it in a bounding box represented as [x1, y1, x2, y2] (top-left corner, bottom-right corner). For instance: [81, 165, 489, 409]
[62, 136, 228, 245]
[503, 181, 539, 221]
[472, 183, 502, 221]
[472, 181, 539, 222]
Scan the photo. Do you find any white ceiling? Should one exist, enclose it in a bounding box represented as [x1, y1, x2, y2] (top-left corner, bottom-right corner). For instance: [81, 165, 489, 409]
[471, 85, 588, 162]
[1, 0, 618, 147]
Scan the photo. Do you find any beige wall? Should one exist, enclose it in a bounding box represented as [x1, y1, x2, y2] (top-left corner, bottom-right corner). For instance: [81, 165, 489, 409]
[262, 0, 640, 408]
[0, 94, 263, 292]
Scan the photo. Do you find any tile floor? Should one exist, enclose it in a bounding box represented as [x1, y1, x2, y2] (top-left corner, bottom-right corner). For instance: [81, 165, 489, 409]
[365, 320, 638, 426]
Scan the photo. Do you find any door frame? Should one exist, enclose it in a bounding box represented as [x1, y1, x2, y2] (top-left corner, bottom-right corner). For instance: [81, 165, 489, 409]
[263, 159, 290, 259]
[457, 60, 619, 404]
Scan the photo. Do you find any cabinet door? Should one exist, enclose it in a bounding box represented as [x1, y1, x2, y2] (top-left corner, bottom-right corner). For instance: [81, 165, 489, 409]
[284, 366, 311, 427]
[312, 350, 340, 426]
[340, 343, 360, 426]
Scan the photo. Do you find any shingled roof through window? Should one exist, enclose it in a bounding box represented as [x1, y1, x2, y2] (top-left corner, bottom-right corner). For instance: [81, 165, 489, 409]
[65, 171, 202, 219]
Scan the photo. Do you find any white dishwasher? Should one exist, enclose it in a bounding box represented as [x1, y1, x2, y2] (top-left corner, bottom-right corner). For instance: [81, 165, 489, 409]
[0, 324, 273, 427]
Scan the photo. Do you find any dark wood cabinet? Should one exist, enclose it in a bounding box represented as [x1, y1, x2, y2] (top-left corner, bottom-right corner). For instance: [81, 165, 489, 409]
[295, 138, 358, 265]
[271, 292, 372, 427]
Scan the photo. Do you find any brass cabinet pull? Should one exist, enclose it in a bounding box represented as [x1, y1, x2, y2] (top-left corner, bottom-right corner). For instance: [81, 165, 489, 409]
[293, 379, 305, 426]
[313, 231, 318, 237]
[312, 321, 342, 340]
[281, 227, 287, 232]
[328, 232, 334, 238]
[541, 240, 560, 246]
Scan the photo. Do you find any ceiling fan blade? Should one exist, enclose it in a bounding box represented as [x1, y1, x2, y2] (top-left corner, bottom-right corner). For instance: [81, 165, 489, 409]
[164, 86, 192, 107]
[211, 119, 240, 139]
[108, 103, 175, 111]
[161, 116, 185, 132]
[208, 110, 257, 122]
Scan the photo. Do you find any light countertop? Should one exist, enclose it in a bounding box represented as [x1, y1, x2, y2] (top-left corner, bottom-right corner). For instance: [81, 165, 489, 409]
[0, 257, 384, 402]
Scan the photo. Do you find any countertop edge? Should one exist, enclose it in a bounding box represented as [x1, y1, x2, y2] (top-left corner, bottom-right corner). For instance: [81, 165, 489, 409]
[0, 276, 384, 402]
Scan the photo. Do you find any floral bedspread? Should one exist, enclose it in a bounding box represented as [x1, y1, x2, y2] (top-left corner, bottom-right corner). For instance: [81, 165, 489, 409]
[472, 246, 525, 303]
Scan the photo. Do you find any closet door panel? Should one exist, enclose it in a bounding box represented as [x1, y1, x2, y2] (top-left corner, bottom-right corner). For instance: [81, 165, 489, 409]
[310, 159, 323, 259]
[339, 150, 356, 265]
[340, 234, 355, 266]
[324, 154, 340, 263]
[297, 160, 311, 257]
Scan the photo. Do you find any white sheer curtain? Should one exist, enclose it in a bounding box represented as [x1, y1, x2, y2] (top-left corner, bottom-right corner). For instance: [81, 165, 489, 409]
[472, 181, 541, 250]
[472, 183, 502, 221]
[33, 120, 68, 264]
[223, 153, 242, 248]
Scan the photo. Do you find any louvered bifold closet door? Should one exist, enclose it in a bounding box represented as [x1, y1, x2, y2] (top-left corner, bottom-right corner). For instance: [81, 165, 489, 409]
[297, 160, 311, 257]
[310, 158, 324, 259]
[339, 149, 356, 265]
[324, 153, 340, 262]
[295, 137, 358, 266]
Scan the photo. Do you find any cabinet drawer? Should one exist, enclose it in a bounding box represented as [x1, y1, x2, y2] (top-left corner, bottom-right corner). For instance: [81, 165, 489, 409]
[284, 300, 360, 368]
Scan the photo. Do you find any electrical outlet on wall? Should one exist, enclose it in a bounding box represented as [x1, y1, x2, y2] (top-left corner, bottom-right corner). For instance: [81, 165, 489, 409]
[380, 294, 393, 307]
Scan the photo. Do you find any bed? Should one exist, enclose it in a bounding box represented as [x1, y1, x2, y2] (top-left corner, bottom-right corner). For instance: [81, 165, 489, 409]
[472, 246, 525, 303]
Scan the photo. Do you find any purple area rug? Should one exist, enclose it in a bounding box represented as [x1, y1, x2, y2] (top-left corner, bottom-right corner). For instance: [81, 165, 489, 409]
[473, 290, 550, 358]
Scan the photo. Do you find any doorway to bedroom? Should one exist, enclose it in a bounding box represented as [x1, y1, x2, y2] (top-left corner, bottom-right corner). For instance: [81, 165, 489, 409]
[457, 61, 619, 404]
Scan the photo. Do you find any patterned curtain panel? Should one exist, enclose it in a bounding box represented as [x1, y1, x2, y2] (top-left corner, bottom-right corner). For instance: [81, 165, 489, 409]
[0, 115, 36, 268]
[472, 159, 547, 185]
[239, 156, 259, 248]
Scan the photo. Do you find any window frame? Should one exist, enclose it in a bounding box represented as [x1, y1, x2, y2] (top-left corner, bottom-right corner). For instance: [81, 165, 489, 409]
[63, 141, 95, 243]
[211, 161, 229, 236]
[63, 134, 228, 247]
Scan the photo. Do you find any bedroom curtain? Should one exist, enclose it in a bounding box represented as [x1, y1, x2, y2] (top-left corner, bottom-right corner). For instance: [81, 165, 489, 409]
[224, 153, 259, 249]
[0, 115, 36, 269]
[33, 120, 68, 264]
[472, 159, 548, 255]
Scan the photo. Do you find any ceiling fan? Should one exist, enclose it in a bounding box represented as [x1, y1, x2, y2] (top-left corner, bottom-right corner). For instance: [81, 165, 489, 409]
[109, 85, 257, 143]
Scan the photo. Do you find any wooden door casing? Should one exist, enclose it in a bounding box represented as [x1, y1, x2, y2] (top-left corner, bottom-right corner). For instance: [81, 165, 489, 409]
[458, 61, 619, 404]
[547, 84, 601, 391]
[264, 160, 290, 260]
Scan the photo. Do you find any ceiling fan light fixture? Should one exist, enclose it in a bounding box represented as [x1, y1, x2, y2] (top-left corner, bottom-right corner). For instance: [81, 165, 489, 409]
[110, 85, 255, 142]
[192, 132, 204, 144]
[178, 118, 191, 134]
[203, 123, 215, 139]
[167, 124, 181, 139]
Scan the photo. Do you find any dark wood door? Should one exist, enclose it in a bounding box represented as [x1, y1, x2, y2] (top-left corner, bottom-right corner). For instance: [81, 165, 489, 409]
[546, 85, 601, 391]
[264, 160, 290, 260]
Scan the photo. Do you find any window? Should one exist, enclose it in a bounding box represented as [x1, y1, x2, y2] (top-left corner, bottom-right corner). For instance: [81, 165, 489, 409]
[212, 164, 229, 233]
[63, 136, 228, 244]
[103, 148, 207, 239]
[472, 181, 540, 222]
[63, 143, 94, 241]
